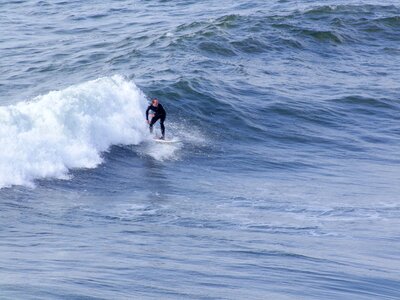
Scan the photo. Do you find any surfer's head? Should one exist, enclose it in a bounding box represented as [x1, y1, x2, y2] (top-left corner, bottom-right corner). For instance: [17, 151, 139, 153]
[151, 98, 159, 106]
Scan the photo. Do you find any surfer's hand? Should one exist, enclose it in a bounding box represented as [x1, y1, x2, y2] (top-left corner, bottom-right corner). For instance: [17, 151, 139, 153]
[146, 120, 150, 124]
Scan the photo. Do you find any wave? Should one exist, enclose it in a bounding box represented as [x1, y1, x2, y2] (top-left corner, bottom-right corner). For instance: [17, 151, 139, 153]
[167, 4, 400, 55]
[0, 75, 149, 188]
[302, 4, 399, 15]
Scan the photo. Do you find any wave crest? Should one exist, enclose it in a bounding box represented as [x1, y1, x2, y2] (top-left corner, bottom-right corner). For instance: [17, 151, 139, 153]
[0, 75, 148, 188]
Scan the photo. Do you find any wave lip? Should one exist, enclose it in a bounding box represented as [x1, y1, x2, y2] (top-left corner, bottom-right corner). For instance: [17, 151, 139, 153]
[0, 75, 148, 189]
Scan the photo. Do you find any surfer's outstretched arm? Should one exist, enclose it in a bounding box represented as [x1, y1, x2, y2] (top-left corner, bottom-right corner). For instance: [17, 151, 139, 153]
[145, 106, 151, 123]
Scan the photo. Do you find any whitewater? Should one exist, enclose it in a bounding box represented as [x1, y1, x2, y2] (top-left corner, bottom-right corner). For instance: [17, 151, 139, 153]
[0, 76, 152, 188]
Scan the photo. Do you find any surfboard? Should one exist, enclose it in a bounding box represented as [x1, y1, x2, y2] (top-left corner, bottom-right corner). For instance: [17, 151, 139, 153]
[154, 137, 181, 144]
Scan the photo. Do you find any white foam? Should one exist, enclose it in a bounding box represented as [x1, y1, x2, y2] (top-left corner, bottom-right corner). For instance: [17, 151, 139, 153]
[0, 75, 149, 188]
[136, 121, 207, 162]
[143, 142, 181, 161]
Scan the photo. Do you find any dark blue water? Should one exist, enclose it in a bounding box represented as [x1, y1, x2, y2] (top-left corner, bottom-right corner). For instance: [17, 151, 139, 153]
[1, 0, 400, 299]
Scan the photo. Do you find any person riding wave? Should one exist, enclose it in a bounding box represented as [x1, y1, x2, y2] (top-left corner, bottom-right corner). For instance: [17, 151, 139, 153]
[146, 98, 167, 140]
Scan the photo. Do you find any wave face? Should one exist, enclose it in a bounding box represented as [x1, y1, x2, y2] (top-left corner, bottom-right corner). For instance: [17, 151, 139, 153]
[0, 76, 148, 188]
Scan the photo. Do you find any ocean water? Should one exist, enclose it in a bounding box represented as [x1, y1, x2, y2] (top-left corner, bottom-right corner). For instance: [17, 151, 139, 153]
[1, 0, 400, 299]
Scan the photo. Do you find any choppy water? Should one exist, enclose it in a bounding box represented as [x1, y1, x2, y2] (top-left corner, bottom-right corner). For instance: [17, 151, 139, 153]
[1, 0, 400, 299]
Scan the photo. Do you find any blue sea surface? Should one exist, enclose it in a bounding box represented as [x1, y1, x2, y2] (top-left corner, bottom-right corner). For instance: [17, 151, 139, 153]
[1, 0, 400, 299]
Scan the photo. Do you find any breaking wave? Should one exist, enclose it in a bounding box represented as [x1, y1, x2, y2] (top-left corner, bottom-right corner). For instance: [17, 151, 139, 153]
[0, 75, 149, 188]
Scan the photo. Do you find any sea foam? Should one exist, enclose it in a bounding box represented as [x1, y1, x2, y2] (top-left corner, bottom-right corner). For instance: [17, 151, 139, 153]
[0, 75, 149, 188]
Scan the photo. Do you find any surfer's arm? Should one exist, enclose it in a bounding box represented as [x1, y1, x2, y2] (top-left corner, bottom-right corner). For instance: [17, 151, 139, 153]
[158, 104, 166, 115]
[145, 106, 150, 120]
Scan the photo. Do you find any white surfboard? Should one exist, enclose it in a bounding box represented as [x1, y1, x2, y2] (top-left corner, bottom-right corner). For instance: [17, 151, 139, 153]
[153, 137, 181, 144]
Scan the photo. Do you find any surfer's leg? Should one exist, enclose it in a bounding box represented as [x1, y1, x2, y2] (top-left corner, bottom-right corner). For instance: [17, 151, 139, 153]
[149, 116, 160, 134]
[160, 115, 166, 138]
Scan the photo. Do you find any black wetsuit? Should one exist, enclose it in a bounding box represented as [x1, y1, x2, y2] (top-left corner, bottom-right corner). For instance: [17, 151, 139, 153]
[146, 103, 167, 137]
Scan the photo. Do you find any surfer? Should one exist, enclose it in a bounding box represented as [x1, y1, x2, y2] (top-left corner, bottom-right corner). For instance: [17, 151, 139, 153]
[146, 98, 167, 139]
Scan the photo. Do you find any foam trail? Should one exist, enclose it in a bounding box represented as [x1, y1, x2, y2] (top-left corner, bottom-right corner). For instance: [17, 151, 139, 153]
[137, 122, 207, 161]
[142, 141, 182, 161]
[0, 75, 148, 188]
